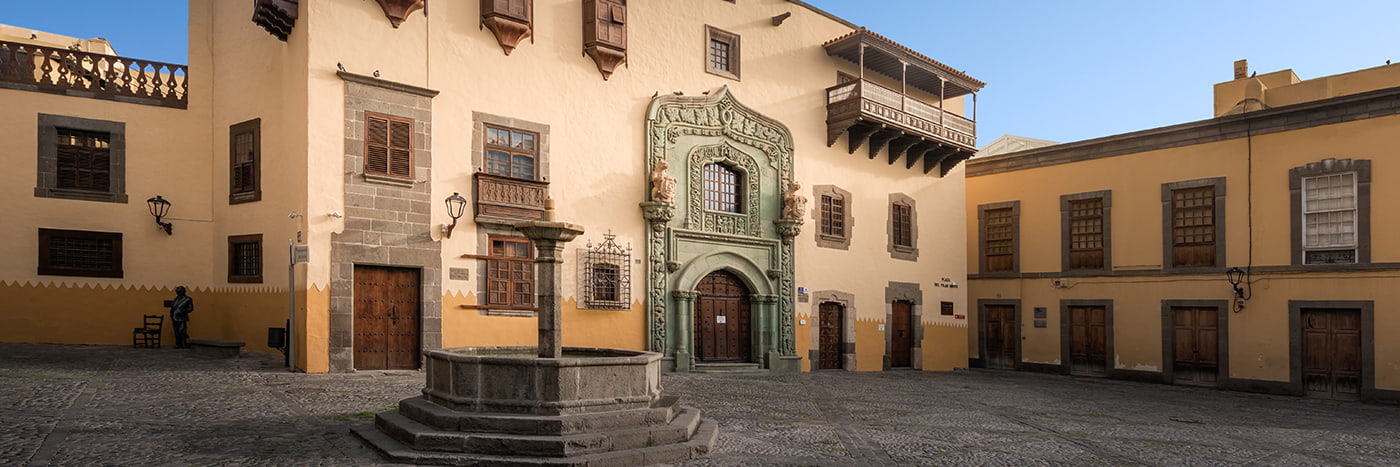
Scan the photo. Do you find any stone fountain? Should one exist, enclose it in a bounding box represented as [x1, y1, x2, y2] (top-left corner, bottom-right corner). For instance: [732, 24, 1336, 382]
[354, 204, 717, 466]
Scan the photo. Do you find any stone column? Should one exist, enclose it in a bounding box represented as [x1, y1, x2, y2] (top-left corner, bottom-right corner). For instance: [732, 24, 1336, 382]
[672, 290, 698, 372]
[751, 294, 778, 367]
[516, 220, 584, 359]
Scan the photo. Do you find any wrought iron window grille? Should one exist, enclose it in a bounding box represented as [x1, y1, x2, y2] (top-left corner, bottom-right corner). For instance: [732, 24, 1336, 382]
[579, 232, 631, 310]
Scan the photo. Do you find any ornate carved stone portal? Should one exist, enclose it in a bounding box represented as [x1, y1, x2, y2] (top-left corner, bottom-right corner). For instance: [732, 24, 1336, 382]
[373, 0, 424, 29]
[641, 87, 802, 373]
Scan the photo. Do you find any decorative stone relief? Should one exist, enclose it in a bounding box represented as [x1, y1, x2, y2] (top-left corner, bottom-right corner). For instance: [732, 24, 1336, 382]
[650, 158, 677, 204]
[782, 180, 807, 221]
[685, 142, 761, 236]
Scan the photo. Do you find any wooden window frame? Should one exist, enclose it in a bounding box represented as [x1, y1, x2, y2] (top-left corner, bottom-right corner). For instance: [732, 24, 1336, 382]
[1161, 178, 1225, 272]
[704, 25, 740, 80]
[364, 112, 415, 181]
[892, 203, 913, 248]
[483, 124, 541, 181]
[484, 236, 536, 310]
[37, 228, 122, 278]
[813, 185, 853, 250]
[886, 194, 918, 261]
[821, 194, 846, 238]
[978, 201, 1020, 274]
[227, 234, 264, 283]
[35, 114, 127, 204]
[1061, 191, 1112, 273]
[229, 118, 261, 204]
[1290, 159, 1371, 266]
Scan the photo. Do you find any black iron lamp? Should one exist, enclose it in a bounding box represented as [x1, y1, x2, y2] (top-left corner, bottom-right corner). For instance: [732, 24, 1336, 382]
[443, 192, 467, 238]
[147, 195, 173, 235]
[1226, 266, 1247, 312]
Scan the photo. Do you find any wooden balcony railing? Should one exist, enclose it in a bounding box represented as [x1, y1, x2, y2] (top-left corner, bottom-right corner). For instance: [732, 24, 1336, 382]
[826, 79, 975, 148]
[0, 41, 188, 108]
[474, 172, 549, 223]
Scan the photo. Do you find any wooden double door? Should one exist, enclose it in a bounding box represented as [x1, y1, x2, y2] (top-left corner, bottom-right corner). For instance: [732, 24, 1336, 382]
[1171, 306, 1220, 386]
[1301, 309, 1362, 400]
[695, 271, 752, 363]
[983, 304, 1017, 369]
[817, 302, 844, 370]
[353, 266, 421, 370]
[1067, 305, 1108, 376]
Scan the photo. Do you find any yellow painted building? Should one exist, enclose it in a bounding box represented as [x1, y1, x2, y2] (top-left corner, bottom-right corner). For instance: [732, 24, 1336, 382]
[966, 60, 1400, 403]
[1, 0, 980, 374]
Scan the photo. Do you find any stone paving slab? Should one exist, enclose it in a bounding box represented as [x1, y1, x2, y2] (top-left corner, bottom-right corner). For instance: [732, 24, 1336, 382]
[1, 343, 1397, 466]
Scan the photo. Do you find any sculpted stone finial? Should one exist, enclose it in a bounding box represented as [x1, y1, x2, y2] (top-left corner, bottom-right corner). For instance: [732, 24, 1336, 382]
[782, 180, 807, 221]
[650, 159, 678, 204]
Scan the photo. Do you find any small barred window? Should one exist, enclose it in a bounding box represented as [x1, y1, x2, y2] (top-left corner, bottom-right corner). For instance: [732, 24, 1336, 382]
[579, 232, 631, 310]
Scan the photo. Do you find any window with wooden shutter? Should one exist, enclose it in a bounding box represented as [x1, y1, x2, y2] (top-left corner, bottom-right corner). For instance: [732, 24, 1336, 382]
[892, 202, 913, 248]
[55, 128, 111, 192]
[984, 207, 1015, 272]
[484, 125, 538, 180]
[228, 234, 263, 283]
[1068, 197, 1105, 269]
[230, 119, 261, 203]
[487, 237, 535, 309]
[582, 0, 627, 79]
[1171, 186, 1215, 267]
[38, 228, 122, 278]
[480, 0, 533, 55]
[365, 113, 414, 179]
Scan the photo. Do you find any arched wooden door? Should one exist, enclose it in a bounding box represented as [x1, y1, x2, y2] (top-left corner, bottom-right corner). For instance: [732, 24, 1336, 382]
[695, 270, 752, 363]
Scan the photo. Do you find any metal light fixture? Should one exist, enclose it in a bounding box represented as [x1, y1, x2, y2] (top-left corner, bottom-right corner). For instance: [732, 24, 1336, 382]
[443, 192, 468, 238]
[146, 195, 173, 235]
[1226, 266, 1246, 311]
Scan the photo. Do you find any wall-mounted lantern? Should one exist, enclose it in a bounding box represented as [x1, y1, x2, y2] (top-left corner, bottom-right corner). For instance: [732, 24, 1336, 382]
[1226, 266, 1246, 311]
[443, 192, 468, 238]
[147, 195, 173, 235]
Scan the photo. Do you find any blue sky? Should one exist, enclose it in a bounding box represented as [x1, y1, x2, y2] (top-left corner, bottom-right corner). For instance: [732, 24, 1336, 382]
[5, 1, 1398, 145]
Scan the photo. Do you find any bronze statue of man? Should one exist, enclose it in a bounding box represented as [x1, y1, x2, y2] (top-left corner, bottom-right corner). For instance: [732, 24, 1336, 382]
[168, 286, 194, 348]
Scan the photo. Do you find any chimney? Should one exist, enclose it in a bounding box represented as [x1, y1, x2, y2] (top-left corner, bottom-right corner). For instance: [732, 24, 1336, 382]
[1234, 59, 1249, 80]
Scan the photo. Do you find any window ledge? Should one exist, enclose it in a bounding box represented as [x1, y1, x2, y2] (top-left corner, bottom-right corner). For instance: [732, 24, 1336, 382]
[35, 187, 127, 203]
[362, 173, 417, 188]
[230, 191, 261, 204]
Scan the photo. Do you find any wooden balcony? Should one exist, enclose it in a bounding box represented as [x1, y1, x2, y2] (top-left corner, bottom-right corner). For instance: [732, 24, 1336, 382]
[474, 172, 549, 223]
[822, 29, 985, 176]
[0, 40, 188, 109]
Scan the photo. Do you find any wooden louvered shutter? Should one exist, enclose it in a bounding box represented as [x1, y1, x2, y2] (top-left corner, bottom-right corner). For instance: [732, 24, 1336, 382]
[366, 115, 390, 176]
[388, 119, 412, 177]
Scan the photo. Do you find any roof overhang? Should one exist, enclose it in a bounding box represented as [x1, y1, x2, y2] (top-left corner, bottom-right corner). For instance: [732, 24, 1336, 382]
[823, 29, 985, 99]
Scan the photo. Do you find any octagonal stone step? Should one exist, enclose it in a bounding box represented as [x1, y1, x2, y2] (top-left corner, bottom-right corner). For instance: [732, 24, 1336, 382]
[398, 395, 678, 436]
[376, 405, 705, 457]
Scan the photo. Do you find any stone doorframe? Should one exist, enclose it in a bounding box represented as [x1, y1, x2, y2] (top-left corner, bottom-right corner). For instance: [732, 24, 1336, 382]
[884, 282, 923, 370]
[808, 290, 857, 371]
[668, 251, 776, 372]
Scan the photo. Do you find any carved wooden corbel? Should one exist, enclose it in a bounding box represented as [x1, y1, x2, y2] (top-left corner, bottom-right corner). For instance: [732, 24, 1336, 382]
[481, 0, 533, 55]
[374, 0, 424, 29]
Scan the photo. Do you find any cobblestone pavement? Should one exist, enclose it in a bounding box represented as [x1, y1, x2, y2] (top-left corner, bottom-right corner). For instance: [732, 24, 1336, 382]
[2, 344, 1398, 466]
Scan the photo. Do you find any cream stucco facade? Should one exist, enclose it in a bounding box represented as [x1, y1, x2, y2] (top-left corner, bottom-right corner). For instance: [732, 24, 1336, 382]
[1, 0, 979, 374]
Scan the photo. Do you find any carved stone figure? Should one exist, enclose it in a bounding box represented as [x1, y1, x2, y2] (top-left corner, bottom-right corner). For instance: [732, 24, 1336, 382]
[650, 159, 678, 204]
[782, 180, 807, 221]
[167, 286, 194, 348]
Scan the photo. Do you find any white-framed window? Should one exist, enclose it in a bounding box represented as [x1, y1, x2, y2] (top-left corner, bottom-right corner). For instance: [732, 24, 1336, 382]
[1302, 172, 1357, 263]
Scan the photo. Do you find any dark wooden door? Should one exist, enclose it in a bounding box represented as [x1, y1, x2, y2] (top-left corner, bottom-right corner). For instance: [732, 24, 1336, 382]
[1068, 305, 1107, 376]
[695, 271, 751, 363]
[1302, 309, 1362, 400]
[890, 301, 913, 368]
[1172, 306, 1219, 386]
[353, 266, 421, 370]
[984, 305, 1017, 369]
[818, 302, 843, 370]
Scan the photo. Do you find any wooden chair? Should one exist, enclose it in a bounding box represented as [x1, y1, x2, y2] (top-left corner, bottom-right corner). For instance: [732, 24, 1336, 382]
[133, 315, 163, 348]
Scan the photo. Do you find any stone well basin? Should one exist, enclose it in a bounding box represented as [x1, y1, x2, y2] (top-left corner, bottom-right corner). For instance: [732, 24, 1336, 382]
[422, 346, 662, 416]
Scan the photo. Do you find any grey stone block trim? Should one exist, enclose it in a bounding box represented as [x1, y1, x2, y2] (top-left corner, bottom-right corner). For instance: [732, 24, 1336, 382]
[886, 193, 918, 261]
[1161, 177, 1226, 273]
[807, 290, 857, 371]
[1287, 300, 1376, 401]
[969, 85, 1400, 176]
[810, 184, 852, 250]
[883, 282, 923, 370]
[1289, 158, 1371, 266]
[470, 111, 551, 183]
[1060, 190, 1111, 273]
[330, 75, 441, 372]
[34, 113, 127, 204]
[1159, 300, 1230, 386]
